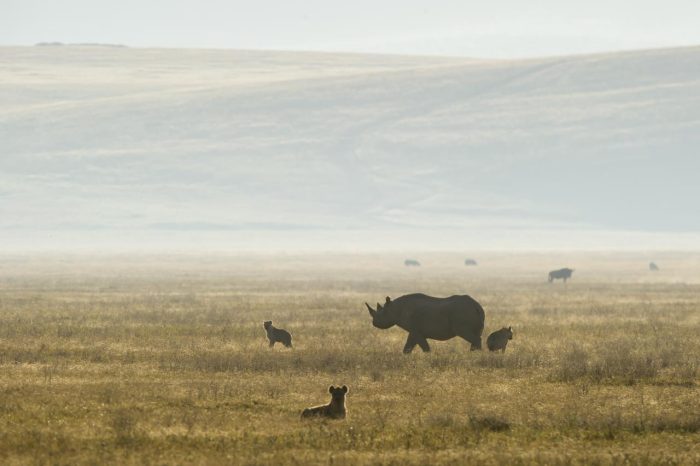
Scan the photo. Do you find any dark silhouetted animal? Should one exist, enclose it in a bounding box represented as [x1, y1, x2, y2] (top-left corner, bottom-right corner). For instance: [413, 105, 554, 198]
[649, 262, 659, 271]
[404, 259, 421, 266]
[464, 258, 478, 266]
[487, 327, 513, 352]
[548, 268, 574, 283]
[301, 385, 348, 419]
[263, 321, 292, 348]
[365, 294, 485, 353]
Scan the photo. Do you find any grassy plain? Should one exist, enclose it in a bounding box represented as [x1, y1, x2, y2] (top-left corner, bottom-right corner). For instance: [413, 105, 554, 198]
[0, 252, 699, 465]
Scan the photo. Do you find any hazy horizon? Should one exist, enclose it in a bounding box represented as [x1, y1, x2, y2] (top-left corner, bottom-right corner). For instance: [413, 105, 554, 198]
[3, 1, 700, 59]
[2, 3, 699, 252]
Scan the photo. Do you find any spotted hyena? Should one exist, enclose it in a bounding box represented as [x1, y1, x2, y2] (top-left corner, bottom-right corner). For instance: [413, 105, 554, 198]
[487, 327, 513, 352]
[263, 321, 292, 348]
[301, 385, 348, 419]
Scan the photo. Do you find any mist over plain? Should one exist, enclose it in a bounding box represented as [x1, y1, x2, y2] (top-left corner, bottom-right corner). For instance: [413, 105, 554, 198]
[1, 45, 699, 252]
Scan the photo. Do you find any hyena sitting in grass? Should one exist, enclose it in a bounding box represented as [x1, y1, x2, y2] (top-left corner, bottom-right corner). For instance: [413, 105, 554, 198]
[263, 321, 292, 348]
[301, 386, 348, 419]
[487, 327, 513, 352]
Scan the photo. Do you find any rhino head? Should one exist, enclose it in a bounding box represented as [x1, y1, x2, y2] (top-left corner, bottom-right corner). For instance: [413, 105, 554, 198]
[365, 297, 397, 329]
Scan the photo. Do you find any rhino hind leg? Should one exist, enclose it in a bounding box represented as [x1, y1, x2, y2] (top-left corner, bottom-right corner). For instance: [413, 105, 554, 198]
[403, 333, 430, 354]
[457, 331, 482, 351]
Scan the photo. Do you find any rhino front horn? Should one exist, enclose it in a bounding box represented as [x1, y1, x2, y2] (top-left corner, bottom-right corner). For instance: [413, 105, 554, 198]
[365, 302, 376, 317]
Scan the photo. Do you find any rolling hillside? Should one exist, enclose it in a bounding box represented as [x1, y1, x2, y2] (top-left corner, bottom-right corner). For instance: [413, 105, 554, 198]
[1, 45, 699, 250]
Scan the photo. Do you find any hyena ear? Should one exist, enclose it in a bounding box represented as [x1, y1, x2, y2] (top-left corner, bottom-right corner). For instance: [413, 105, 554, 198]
[341, 385, 348, 393]
[508, 326, 512, 331]
[385, 296, 391, 304]
[328, 385, 335, 393]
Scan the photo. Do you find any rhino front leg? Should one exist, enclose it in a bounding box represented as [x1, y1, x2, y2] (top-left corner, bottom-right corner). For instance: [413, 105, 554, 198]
[416, 336, 431, 352]
[403, 333, 430, 354]
[402, 334, 417, 354]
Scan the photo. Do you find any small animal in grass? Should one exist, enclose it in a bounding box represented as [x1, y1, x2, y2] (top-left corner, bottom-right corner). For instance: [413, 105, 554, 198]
[263, 320, 292, 348]
[487, 327, 513, 352]
[301, 385, 348, 419]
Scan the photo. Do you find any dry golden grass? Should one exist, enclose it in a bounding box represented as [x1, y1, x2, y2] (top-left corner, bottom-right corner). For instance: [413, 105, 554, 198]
[0, 252, 698, 465]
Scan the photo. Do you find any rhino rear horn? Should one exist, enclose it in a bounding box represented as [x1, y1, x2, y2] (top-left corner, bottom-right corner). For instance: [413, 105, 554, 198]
[365, 302, 376, 317]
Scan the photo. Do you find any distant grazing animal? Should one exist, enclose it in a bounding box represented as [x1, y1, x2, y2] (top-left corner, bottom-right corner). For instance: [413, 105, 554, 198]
[548, 268, 574, 283]
[464, 258, 478, 266]
[487, 327, 513, 352]
[263, 321, 292, 348]
[649, 262, 659, 271]
[404, 259, 421, 267]
[365, 294, 485, 353]
[301, 385, 348, 419]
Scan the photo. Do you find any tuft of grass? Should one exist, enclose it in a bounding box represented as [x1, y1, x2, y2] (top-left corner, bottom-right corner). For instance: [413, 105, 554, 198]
[468, 413, 511, 432]
[551, 344, 589, 382]
[110, 408, 140, 446]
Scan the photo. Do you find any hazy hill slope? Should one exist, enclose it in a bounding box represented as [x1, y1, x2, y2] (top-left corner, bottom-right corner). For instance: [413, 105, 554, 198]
[1, 45, 699, 242]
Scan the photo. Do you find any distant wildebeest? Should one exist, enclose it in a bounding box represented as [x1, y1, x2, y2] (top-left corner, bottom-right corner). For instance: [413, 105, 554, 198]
[301, 385, 348, 419]
[263, 321, 292, 348]
[548, 268, 574, 283]
[464, 258, 478, 266]
[649, 262, 660, 271]
[487, 327, 513, 352]
[404, 259, 421, 267]
[365, 294, 485, 353]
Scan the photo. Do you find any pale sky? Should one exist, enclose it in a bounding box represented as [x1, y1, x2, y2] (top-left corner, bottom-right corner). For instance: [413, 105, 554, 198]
[2, 0, 700, 58]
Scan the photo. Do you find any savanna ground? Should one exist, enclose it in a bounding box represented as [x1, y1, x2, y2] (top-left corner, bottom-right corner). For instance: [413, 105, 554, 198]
[0, 252, 699, 465]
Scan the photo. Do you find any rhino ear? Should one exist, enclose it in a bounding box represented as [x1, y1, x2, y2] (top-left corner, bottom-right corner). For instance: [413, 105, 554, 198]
[365, 302, 376, 317]
[385, 296, 391, 304]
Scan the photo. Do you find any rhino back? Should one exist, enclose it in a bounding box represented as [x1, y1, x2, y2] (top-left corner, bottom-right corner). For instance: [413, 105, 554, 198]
[393, 294, 485, 339]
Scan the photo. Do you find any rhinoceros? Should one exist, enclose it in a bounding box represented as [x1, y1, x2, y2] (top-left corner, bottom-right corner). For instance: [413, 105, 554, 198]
[365, 294, 485, 353]
[548, 268, 574, 282]
[649, 262, 659, 271]
[404, 259, 421, 267]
